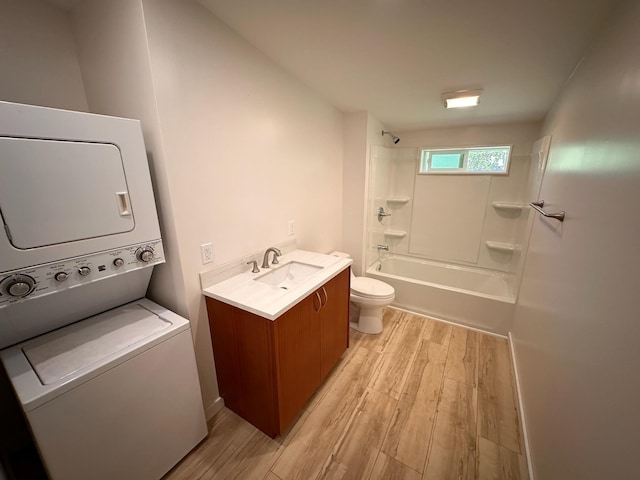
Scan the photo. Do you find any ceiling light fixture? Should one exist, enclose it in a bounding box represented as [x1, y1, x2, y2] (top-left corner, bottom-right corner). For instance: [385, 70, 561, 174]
[442, 89, 483, 109]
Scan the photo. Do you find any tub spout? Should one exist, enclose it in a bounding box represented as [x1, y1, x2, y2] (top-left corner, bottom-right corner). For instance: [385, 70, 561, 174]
[375, 244, 390, 251]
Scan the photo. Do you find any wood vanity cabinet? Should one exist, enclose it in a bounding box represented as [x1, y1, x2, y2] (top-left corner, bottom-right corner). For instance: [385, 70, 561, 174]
[205, 267, 350, 437]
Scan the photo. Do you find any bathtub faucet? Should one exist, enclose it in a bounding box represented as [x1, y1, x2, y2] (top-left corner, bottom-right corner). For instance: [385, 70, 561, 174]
[375, 244, 390, 251]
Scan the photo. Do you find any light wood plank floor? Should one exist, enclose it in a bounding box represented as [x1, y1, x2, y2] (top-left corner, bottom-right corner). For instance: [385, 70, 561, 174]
[164, 308, 529, 480]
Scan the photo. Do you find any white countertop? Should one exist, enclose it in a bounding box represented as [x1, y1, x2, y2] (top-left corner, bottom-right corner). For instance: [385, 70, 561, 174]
[202, 250, 352, 320]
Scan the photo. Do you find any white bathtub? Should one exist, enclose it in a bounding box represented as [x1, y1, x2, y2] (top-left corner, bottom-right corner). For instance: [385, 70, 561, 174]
[366, 255, 515, 335]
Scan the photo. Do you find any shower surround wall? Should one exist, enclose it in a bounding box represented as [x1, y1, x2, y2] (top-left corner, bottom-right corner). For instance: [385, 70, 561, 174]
[366, 122, 542, 331]
[368, 121, 541, 275]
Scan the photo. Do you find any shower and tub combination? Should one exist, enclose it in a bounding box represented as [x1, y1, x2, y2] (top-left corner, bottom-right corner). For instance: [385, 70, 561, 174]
[368, 254, 515, 334]
[365, 137, 548, 335]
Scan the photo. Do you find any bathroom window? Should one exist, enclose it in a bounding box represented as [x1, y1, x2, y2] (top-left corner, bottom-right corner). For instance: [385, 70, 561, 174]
[419, 146, 511, 174]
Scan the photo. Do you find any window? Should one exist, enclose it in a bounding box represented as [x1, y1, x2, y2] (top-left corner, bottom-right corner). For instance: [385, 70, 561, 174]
[419, 146, 511, 174]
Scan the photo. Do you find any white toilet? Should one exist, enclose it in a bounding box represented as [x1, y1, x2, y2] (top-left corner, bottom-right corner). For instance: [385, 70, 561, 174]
[331, 252, 395, 334]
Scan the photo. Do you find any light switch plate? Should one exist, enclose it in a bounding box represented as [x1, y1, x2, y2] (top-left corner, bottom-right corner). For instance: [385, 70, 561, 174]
[288, 220, 295, 236]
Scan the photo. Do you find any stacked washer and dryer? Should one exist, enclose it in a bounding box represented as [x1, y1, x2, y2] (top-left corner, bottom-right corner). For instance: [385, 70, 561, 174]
[0, 101, 206, 480]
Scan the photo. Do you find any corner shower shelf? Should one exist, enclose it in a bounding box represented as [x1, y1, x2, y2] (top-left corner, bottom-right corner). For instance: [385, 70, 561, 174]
[485, 241, 519, 253]
[384, 230, 407, 239]
[386, 196, 410, 205]
[491, 201, 524, 211]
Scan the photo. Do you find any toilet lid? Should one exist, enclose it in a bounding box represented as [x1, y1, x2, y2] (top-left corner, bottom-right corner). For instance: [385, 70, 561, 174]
[351, 277, 395, 299]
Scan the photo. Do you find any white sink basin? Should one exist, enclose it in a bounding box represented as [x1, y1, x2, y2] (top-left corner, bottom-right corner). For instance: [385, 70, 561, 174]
[202, 249, 353, 320]
[255, 261, 322, 290]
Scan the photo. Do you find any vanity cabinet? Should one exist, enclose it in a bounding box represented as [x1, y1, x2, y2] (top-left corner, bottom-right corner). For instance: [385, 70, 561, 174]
[205, 267, 350, 437]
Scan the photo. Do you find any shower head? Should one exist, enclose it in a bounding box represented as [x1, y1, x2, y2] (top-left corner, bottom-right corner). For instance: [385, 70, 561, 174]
[382, 130, 400, 144]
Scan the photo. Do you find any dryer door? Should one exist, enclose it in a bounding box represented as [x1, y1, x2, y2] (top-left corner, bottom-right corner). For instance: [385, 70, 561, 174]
[0, 137, 135, 249]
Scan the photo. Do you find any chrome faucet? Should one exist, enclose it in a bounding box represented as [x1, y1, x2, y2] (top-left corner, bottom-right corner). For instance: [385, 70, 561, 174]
[261, 247, 282, 269]
[375, 244, 390, 251]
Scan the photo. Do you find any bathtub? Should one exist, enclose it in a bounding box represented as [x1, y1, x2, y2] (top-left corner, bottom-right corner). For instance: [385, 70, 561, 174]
[366, 255, 515, 335]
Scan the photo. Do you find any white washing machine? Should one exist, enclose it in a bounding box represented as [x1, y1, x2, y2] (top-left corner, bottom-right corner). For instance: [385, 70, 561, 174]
[1, 299, 205, 480]
[0, 102, 207, 479]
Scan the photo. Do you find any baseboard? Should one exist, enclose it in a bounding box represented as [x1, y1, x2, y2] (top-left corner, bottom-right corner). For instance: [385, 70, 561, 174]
[204, 396, 225, 421]
[508, 332, 535, 480]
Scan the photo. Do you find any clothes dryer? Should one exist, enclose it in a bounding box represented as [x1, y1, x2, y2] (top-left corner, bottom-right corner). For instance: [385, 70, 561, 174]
[0, 102, 206, 479]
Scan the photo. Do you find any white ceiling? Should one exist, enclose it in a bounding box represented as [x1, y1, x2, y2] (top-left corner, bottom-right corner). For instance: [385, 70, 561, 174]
[45, 0, 620, 131]
[41, 0, 84, 10]
[197, 0, 620, 131]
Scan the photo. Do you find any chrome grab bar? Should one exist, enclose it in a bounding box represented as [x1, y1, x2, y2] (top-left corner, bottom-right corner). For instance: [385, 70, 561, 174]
[529, 200, 565, 222]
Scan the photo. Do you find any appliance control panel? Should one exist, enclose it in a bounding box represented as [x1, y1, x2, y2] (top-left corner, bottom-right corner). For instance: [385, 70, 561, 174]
[0, 240, 164, 308]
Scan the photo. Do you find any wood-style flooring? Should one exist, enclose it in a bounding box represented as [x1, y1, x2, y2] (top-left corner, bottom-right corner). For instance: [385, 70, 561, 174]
[164, 308, 529, 480]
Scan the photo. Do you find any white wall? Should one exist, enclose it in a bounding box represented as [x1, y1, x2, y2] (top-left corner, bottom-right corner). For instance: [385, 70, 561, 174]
[342, 112, 386, 274]
[140, 0, 345, 414]
[511, 1, 640, 478]
[342, 112, 369, 275]
[0, 0, 87, 111]
[72, 0, 188, 321]
[72, 0, 345, 415]
[71, 0, 197, 399]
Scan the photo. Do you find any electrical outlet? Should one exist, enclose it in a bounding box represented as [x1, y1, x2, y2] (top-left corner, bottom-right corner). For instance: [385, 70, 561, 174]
[200, 243, 213, 264]
[288, 220, 295, 236]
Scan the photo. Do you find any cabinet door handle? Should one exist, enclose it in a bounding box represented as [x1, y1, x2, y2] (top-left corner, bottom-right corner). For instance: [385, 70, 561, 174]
[320, 287, 328, 307]
[314, 291, 322, 312]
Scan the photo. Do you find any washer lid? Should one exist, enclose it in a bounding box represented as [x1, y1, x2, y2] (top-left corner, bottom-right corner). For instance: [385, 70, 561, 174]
[22, 303, 172, 385]
[351, 277, 395, 298]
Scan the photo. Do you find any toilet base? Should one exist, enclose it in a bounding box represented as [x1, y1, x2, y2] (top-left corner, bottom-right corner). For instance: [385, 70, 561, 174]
[349, 320, 382, 335]
[349, 304, 383, 335]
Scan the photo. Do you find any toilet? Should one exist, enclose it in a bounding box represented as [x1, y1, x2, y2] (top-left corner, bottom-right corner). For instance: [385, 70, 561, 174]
[331, 252, 395, 334]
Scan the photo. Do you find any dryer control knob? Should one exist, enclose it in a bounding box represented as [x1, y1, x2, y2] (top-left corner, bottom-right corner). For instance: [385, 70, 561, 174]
[78, 266, 91, 276]
[54, 272, 69, 282]
[1, 275, 36, 298]
[8, 282, 31, 297]
[113, 258, 125, 267]
[137, 248, 154, 263]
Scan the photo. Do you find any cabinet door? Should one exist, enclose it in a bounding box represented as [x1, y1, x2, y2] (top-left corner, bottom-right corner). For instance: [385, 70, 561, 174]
[274, 293, 321, 433]
[319, 268, 350, 380]
[205, 298, 242, 409]
[206, 297, 279, 437]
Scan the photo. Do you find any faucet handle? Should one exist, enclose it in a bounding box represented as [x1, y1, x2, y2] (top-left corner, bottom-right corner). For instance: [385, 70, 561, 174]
[377, 207, 392, 222]
[246, 260, 260, 273]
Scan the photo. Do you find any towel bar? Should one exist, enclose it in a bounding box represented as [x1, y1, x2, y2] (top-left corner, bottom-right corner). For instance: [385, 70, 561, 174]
[529, 200, 565, 222]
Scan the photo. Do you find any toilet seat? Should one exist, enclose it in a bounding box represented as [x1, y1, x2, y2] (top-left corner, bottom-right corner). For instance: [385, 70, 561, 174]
[351, 277, 395, 300]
